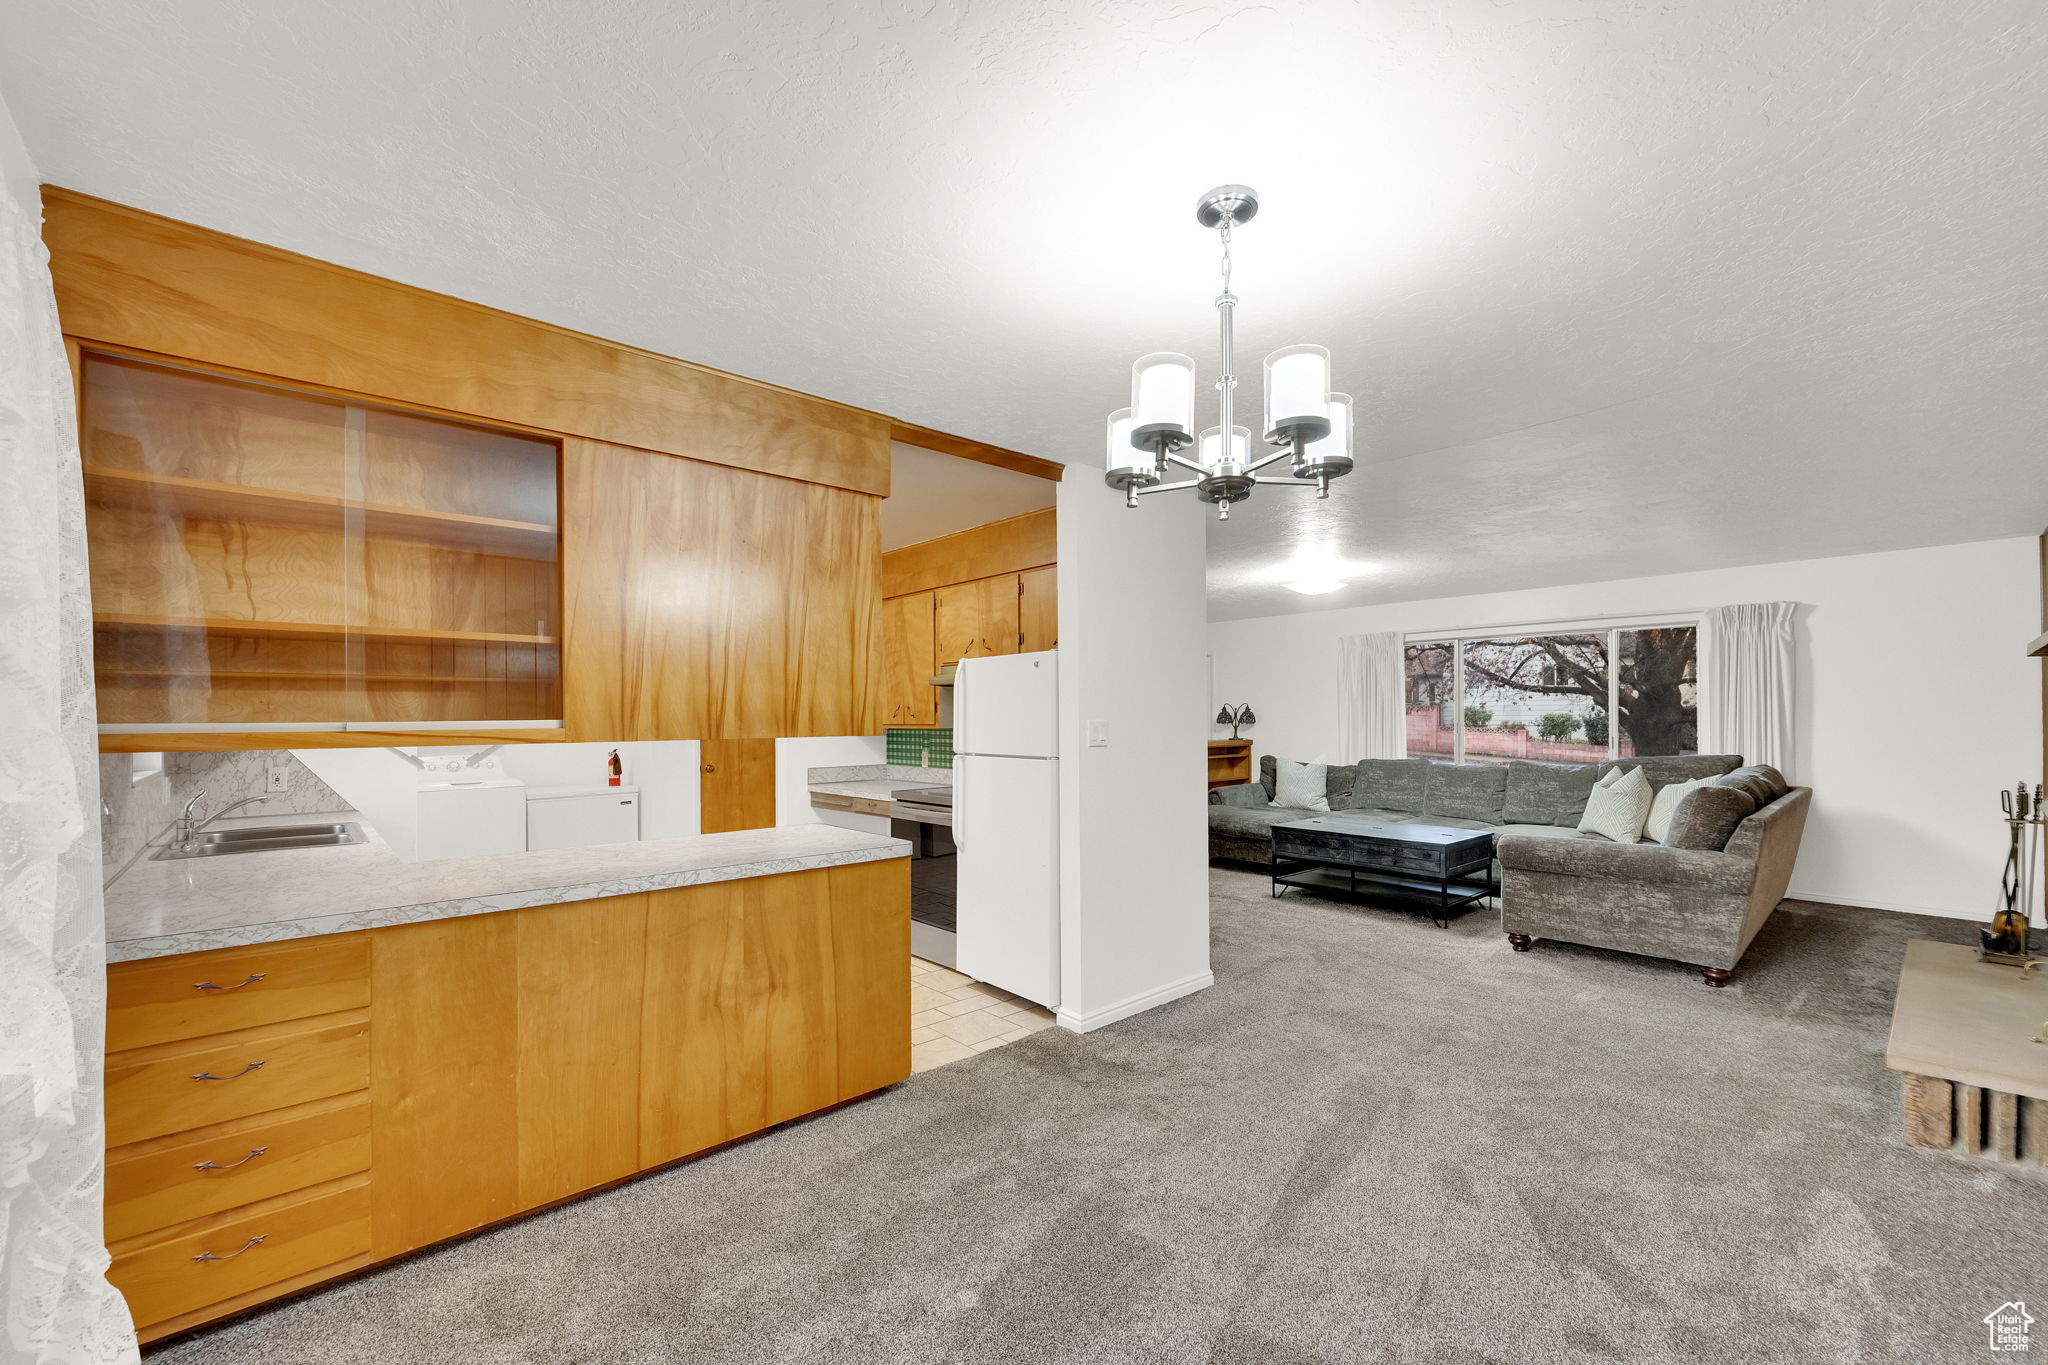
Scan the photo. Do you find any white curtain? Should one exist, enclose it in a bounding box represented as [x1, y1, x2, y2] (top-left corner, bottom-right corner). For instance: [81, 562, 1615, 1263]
[1701, 601, 1796, 776]
[0, 167, 140, 1360]
[1336, 632, 1407, 761]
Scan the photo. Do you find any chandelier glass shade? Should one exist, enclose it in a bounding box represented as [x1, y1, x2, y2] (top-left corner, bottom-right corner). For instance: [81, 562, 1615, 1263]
[1105, 186, 1354, 520]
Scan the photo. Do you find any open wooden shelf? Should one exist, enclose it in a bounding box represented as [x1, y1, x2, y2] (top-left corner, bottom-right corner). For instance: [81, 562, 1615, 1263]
[96, 727, 567, 753]
[84, 466, 558, 560]
[92, 612, 557, 646]
[97, 668, 533, 684]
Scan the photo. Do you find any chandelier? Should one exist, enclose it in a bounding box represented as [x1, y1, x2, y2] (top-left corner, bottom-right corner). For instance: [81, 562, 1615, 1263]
[1105, 185, 1354, 520]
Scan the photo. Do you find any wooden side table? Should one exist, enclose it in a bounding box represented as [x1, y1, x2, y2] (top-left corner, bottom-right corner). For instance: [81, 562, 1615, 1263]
[1207, 739, 1252, 789]
[1885, 939, 2048, 1162]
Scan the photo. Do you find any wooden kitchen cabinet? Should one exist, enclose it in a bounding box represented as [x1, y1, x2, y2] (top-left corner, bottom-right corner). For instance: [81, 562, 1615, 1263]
[104, 861, 909, 1344]
[82, 352, 564, 748]
[881, 590, 939, 726]
[934, 574, 1020, 666]
[1018, 565, 1057, 652]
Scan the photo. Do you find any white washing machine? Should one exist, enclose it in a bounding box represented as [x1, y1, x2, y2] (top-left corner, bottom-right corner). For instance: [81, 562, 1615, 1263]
[527, 784, 642, 851]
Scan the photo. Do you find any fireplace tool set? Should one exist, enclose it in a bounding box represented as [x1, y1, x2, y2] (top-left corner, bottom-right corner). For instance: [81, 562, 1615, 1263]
[1982, 779, 2044, 968]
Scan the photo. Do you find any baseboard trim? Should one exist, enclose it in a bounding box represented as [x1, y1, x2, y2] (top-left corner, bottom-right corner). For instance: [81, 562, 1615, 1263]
[1055, 969, 1214, 1034]
[1784, 886, 1976, 921]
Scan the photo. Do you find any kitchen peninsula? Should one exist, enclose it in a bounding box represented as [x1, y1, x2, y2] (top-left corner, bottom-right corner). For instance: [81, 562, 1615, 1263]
[102, 816, 910, 1343]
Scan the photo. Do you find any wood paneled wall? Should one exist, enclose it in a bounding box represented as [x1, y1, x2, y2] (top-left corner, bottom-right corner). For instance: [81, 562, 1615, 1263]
[42, 190, 892, 496]
[560, 439, 881, 741]
[882, 506, 1056, 599]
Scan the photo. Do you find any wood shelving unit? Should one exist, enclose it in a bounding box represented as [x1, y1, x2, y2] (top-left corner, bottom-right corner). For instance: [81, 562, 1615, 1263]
[84, 466, 558, 559]
[81, 351, 564, 745]
[92, 613, 557, 646]
[1208, 739, 1253, 789]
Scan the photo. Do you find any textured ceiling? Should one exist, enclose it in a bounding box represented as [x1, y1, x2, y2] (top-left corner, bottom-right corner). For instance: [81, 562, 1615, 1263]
[3, 1, 2044, 620]
[882, 443, 1054, 550]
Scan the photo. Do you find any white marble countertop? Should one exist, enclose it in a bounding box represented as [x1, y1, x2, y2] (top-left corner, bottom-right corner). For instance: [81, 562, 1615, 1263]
[809, 778, 920, 800]
[105, 812, 910, 963]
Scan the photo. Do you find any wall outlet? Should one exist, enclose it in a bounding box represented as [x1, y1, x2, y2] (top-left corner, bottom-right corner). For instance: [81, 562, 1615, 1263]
[265, 765, 291, 793]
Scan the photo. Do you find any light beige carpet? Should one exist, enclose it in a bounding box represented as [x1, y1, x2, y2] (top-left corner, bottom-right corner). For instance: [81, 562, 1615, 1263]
[149, 869, 2034, 1364]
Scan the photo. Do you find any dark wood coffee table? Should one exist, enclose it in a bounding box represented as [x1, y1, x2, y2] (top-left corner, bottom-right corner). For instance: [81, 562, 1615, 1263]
[1270, 815, 1494, 926]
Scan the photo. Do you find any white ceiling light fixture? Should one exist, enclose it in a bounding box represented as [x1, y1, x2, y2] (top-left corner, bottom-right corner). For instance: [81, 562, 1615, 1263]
[1106, 185, 1355, 521]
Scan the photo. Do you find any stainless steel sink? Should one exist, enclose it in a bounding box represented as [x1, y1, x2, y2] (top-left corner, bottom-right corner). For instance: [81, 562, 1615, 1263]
[152, 822, 365, 860]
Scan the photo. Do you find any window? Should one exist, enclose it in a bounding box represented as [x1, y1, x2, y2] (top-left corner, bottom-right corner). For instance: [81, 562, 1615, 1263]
[1402, 623, 1698, 766]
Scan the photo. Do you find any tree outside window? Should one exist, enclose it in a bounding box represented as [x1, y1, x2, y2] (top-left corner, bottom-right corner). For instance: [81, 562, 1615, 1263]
[1401, 625, 1697, 764]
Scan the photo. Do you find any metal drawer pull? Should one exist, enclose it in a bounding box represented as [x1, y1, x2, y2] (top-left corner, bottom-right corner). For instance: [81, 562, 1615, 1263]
[193, 1146, 268, 1172]
[191, 1235, 266, 1263]
[193, 973, 267, 992]
[190, 1061, 266, 1082]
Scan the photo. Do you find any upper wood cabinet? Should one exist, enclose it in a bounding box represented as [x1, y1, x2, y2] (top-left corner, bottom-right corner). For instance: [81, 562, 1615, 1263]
[1019, 565, 1057, 652]
[881, 591, 939, 727]
[935, 575, 1020, 665]
[561, 440, 881, 742]
[83, 353, 563, 744]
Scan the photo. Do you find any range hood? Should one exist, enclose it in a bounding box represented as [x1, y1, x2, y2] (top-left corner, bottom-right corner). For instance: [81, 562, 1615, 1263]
[928, 663, 958, 687]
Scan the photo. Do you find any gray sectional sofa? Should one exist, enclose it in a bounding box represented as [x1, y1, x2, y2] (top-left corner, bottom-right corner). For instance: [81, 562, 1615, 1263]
[1210, 753, 1812, 985]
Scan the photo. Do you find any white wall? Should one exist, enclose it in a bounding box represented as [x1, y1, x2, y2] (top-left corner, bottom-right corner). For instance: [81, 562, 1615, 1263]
[1208, 537, 2041, 920]
[776, 735, 888, 834]
[297, 739, 704, 859]
[1055, 477, 1212, 1031]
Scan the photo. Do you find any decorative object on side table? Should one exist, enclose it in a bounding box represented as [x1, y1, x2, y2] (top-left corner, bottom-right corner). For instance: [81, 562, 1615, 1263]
[1982, 779, 2043, 968]
[1215, 702, 1257, 740]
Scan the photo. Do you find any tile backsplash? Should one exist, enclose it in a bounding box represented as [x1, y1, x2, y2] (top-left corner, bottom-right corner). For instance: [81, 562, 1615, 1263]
[100, 751, 348, 878]
[885, 728, 953, 769]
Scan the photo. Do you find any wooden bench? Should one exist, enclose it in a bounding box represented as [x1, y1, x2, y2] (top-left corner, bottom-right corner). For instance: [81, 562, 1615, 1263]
[1885, 939, 2048, 1162]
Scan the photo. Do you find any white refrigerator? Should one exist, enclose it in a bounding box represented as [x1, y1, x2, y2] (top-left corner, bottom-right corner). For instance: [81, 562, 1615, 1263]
[952, 649, 1059, 1009]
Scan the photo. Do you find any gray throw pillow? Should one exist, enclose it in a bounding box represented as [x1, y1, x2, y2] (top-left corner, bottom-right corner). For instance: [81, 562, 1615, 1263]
[1258, 754, 1278, 802]
[1324, 763, 1359, 807]
[1726, 764, 1789, 801]
[1502, 760, 1603, 828]
[1716, 771, 1775, 807]
[1345, 758, 1429, 813]
[1665, 784, 1759, 851]
[1424, 762, 1508, 824]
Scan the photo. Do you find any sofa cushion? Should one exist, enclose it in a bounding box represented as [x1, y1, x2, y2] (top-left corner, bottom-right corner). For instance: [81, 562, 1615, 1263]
[1600, 753, 1743, 792]
[1664, 783, 1758, 852]
[1208, 805, 1300, 840]
[1502, 760, 1603, 828]
[1343, 758, 1430, 814]
[1730, 763, 1790, 799]
[1578, 766, 1652, 843]
[1716, 770, 1775, 807]
[1274, 760, 1331, 812]
[1643, 776, 1713, 845]
[1423, 762, 1508, 824]
[1211, 782, 1271, 809]
[1256, 755, 1357, 805]
[1489, 822, 1600, 880]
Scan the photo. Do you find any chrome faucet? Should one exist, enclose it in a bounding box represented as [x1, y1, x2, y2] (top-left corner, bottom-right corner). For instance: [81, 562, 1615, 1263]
[172, 791, 274, 849]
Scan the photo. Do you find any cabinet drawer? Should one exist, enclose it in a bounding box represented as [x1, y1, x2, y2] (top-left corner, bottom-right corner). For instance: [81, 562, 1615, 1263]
[107, 1094, 370, 1243]
[108, 936, 369, 1052]
[110, 1176, 370, 1331]
[107, 1015, 370, 1147]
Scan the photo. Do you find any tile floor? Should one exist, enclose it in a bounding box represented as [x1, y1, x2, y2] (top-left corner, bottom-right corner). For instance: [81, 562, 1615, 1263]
[910, 955, 1056, 1073]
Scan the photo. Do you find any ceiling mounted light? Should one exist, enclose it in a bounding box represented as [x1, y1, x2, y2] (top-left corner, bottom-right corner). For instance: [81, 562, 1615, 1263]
[1105, 185, 1355, 521]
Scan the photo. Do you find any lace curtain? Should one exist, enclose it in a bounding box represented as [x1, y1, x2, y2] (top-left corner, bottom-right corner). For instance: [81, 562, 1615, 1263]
[0, 172, 140, 1360]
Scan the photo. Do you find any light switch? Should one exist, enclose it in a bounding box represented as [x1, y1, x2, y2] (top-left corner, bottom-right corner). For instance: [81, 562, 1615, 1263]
[1086, 720, 1109, 748]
